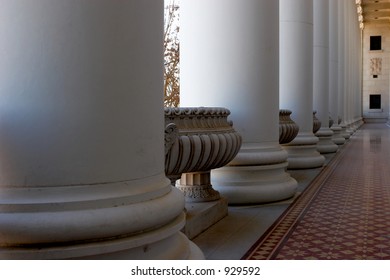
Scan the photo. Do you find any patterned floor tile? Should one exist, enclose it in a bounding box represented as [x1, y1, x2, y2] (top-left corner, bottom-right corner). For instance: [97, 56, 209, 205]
[243, 124, 390, 260]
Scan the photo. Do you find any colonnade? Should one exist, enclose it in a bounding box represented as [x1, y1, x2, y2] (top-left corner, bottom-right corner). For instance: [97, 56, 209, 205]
[339, 0, 364, 137]
[0, 0, 362, 259]
[181, 0, 362, 202]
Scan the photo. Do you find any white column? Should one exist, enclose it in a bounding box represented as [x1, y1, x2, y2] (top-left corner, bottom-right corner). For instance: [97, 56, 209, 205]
[0, 0, 203, 260]
[347, 0, 361, 132]
[345, 0, 355, 134]
[353, 3, 363, 128]
[313, 0, 338, 154]
[329, 0, 345, 145]
[180, 0, 297, 204]
[280, 0, 325, 168]
[358, 24, 363, 127]
[338, 0, 350, 140]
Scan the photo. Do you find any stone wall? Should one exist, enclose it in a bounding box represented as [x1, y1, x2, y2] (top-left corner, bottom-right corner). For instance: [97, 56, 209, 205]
[362, 23, 390, 122]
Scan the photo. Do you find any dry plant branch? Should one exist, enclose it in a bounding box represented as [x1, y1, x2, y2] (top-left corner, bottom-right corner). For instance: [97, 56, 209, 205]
[164, 0, 180, 107]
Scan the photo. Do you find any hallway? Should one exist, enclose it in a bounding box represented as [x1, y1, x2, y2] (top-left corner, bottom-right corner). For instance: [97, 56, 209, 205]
[194, 123, 390, 260]
[0, 0, 381, 262]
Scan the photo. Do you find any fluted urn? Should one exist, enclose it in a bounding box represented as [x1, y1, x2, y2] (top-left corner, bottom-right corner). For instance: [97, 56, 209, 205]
[164, 107, 242, 202]
[313, 111, 321, 134]
[279, 109, 299, 144]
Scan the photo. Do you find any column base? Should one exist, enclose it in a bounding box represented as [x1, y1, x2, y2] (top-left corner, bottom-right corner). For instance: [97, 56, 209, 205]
[0, 174, 204, 260]
[0, 212, 204, 260]
[182, 197, 228, 239]
[283, 133, 325, 169]
[315, 128, 338, 154]
[345, 122, 354, 135]
[211, 162, 297, 205]
[340, 125, 350, 140]
[331, 125, 345, 145]
[347, 125, 355, 134]
[209, 143, 297, 205]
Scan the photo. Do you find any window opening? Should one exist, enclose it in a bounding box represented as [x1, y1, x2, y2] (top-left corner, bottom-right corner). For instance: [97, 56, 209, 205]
[370, 36, 382, 51]
[369, 94, 381, 109]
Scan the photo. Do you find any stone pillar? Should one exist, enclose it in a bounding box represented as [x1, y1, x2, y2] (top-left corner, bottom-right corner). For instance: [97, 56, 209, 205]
[352, 2, 363, 129]
[180, 0, 297, 204]
[345, 0, 355, 135]
[329, 0, 345, 145]
[313, 0, 338, 154]
[280, 0, 325, 168]
[338, 0, 350, 140]
[345, 0, 361, 133]
[0, 0, 203, 260]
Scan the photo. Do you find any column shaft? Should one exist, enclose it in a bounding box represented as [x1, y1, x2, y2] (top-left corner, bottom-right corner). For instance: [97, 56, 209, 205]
[280, 0, 325, 168]
[0, 0, 203, 259]
[313, 0, 338, 154]
[329, 0, 345, 145]
[338, 0, 349, 139]
[180, 0, 297, 204]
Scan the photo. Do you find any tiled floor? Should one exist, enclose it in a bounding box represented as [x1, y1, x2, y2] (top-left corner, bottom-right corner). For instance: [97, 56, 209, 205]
[193, 123, 390, 260]
[193, 149, 332, 260]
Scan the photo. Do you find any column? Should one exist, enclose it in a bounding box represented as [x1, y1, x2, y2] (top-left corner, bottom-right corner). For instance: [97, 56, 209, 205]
[358, 20, 363, 128]
[347, 0, 361, 133]
[353, 2, 364, 128]
[180, 0, 297, 204]
[280, 0, 325, 168]
[329, 0, 345, 145]
[0, 0, 203, 260]
[345, 0, 355, 134]
[313, 0, 338, 154]
[338, 0, 350, 140]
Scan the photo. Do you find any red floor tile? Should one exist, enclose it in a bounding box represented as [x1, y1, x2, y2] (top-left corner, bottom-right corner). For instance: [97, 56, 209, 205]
[243, 124, 390, 260]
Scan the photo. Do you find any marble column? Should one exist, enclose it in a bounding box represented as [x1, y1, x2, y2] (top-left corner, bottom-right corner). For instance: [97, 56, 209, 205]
[346, 0, 361, 133]
[180, 0, 297, 204]
[338, 0, 350, 140]
[352, 2, 363, 129]
[0, 0, 203, 260]
[345, 0, 355, 135]
[313, 0, 338, 154]
[358, 22, 364, 128]
[280, 0, 325, 168]
[329, 0, 345, 145]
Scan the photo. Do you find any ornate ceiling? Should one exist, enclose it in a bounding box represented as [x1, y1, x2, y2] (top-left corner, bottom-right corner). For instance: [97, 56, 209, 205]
[362, 0, 390, 25]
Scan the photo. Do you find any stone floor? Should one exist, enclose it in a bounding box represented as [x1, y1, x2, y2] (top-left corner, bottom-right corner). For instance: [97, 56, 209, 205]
[191, 131, 350, 260]
[243, 123, 390, 260]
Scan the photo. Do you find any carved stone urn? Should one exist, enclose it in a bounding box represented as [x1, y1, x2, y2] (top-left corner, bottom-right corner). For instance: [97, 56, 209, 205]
[164, 107, 242, 203]
[279, 109, 299, 144]
[313, 111, 321, 134]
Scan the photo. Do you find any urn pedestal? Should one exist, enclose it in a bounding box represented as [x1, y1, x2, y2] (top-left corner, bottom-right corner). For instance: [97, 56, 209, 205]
[165, 107, 242, 238]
